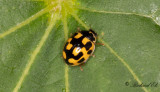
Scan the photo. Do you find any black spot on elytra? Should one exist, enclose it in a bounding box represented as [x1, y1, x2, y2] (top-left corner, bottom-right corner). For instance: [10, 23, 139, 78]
[87, 50, 92, 54]
[85, 42, 92, 50]
[78, 58, 85, 63]
[64, 42, 68, 49]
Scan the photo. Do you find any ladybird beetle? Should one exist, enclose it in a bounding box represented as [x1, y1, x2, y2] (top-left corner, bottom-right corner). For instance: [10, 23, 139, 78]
[63, 29, 97, 66]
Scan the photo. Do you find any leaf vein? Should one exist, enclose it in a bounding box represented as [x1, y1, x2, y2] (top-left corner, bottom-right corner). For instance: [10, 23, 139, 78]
[0, 6, 50, 39]
[62, 9, 69, 92]
[98, 38, 149, 92]
[77, 7, 160, 27]
[12, 13, 58, 92]
[71, 13, 90, 30]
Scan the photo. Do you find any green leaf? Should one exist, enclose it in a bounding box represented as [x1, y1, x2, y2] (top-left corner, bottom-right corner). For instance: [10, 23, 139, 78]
[0, 0, 160, 92]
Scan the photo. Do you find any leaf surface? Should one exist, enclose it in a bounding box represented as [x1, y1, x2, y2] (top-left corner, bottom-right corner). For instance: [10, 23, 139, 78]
[0, 0, 160, 92]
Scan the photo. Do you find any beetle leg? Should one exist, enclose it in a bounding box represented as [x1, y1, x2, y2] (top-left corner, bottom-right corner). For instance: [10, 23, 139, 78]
[70, 33, 73, 36]
[91, 54, 95, 57]
[96, 43, 104, 46]
[77, 27, 81, 32]
[79, 66, 83, 71]
[79, 63, 85, 71]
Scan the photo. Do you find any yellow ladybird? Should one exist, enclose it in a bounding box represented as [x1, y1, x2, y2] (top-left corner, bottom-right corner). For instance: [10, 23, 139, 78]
[63, 29, 97, 66]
